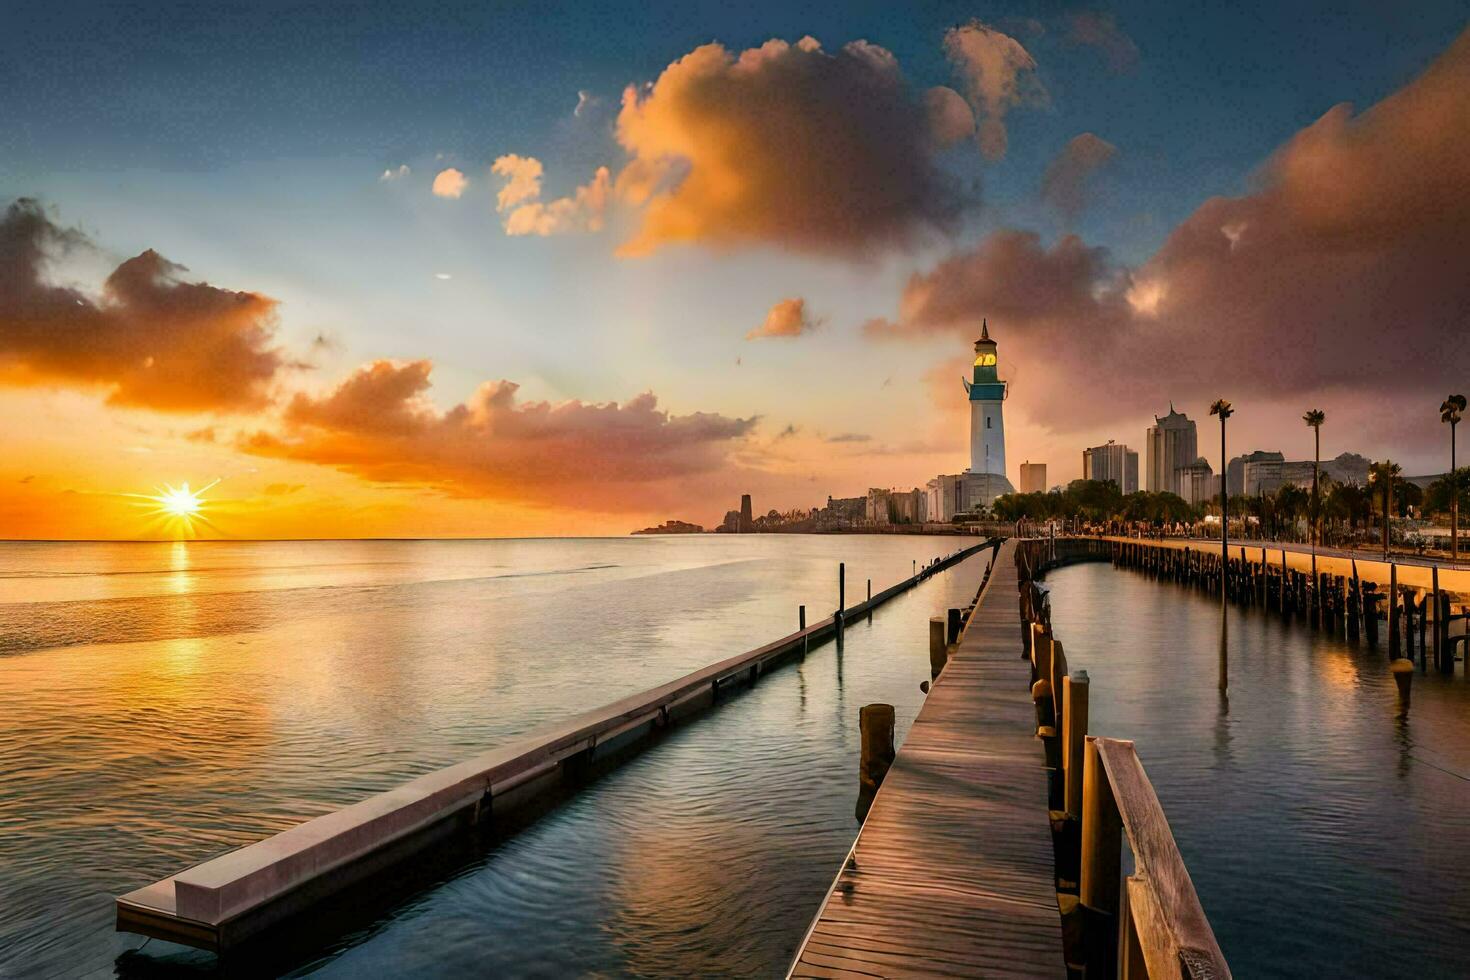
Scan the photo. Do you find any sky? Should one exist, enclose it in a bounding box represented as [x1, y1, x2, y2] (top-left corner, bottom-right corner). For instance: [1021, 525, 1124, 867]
[1, 1, 1467, 538]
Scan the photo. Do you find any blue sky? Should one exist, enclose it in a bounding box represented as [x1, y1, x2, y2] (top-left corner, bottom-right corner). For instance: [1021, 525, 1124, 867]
[2, 3, 1467, 534]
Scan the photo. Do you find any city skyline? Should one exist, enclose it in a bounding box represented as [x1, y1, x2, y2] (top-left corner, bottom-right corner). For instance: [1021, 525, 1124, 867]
[2, 5, 1468, 537]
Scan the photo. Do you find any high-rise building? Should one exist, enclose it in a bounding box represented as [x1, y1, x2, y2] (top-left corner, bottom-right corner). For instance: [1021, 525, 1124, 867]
[1145, 405, 1197, 494]
[1178, 457, 1217, 507]
[1019, 461, 1047, 494]
[1082, 441, 1139, 494]
[1226, 450, 1283, 496]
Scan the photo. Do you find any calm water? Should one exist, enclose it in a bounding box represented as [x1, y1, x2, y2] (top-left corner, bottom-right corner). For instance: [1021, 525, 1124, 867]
[1047, 561, 1470, 979]
[0, 536, 984, 978]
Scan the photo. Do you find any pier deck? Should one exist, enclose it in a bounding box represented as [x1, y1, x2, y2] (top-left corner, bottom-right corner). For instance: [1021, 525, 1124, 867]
[790, 540, 1064, 978]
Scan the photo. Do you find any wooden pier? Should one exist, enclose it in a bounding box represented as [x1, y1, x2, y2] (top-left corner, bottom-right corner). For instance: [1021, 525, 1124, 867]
[791, 537, 1230, 979]
[790, 539, 1066, 977]
[116, 543, 990, 954]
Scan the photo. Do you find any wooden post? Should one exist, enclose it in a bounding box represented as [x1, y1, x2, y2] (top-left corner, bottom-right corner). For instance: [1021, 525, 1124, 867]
[1281, 549, 1288, 614]
[1063, 671, 1090, 821]
[1364, 584, 1380, 647]
[799, 605, 807, 657]
[1081, 736, 1121, 978]
[1389, 564, 1399, 658]
[947, 607, 963, 645]
[856, 703, 895, 821]
[836, 562, 846, 636]
[929, 616, 948, 680]
[1433, 568, 1444, 673]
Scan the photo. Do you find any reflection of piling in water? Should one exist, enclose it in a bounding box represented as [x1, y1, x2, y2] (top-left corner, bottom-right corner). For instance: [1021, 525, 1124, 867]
[1391, 658, 1414, 702]
[856, 703, 895, 821]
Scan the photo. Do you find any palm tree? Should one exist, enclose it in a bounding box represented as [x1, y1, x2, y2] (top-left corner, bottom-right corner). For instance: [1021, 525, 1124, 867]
[1443, 395, 1466, 560]
[1369, 460, 1402, 561]
[1303, 409, 1325, 585]
[1210, 399, 1232, 571]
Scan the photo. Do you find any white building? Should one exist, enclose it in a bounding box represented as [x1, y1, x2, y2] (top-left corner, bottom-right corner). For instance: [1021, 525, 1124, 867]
[1082, 441, 1139, 494]
[1145, 405, 1198, 495]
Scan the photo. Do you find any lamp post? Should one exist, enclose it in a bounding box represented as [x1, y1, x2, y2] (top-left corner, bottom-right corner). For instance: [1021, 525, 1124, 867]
[1210, 400, 1232, 574]
[1443, 395, 1465, 561]
[1303, 409, 1324, 603]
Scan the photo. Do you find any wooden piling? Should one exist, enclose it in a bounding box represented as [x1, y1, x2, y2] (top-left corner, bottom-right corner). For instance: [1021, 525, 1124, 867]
[1080, 736, 1122, 977]
[1389, 564, 1399, 658]
[856, 703, 896, 821]
[929, 616, 948, 680]
[1063, 672, 1089, 821]
[947, 607, 963, 645]
[799, 605, 807, 657]
[1391, 658, 1413, 701]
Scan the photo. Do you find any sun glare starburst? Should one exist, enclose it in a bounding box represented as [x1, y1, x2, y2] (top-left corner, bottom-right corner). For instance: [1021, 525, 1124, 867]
[122, 478, 222, 537]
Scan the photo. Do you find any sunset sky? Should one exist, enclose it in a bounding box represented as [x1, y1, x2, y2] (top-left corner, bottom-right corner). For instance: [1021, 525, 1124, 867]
[2, 2, 1468, 538]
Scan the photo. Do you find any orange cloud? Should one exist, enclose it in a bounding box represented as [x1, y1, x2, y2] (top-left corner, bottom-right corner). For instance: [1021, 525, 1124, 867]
[0, 199, 285, 413]
[1040, 133, 1118, 223]
[241, 360, 758, 510]
[608, 35, 970, 256]
[746, 297, 819, 340]
[943, 20, 1045, 160]
[501, 166, 613, 236]
[490, 155, 543, 210]
[869, 26, 1470, 433]
[432, 168, 468, 198]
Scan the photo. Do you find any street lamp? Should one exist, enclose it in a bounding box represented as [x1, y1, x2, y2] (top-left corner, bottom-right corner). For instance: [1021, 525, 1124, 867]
[1303, 409, 1325, 601]
[1210, 399, 1232, 583]
[1443, 395, 1465, 561]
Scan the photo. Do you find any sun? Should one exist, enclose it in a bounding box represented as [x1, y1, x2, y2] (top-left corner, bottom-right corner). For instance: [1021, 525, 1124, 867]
[124, 478, 222, 537]
[156, 483, 205, 518]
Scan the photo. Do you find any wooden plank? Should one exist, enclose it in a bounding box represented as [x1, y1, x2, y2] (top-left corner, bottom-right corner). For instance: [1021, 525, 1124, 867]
[790, 540, 1065, 979]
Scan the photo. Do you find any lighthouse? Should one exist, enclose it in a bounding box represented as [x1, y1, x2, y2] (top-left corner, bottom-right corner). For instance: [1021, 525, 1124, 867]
[964, 320, 1007, 478]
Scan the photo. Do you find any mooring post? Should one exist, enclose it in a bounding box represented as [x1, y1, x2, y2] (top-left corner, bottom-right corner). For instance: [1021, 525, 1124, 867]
[1063, 672, 1090, 821]
[836, 562, 846, 635]
[929, 616, 948, 679]
[1389, 564, 1400, 658]
[947, 607, 963, 645]
[856, 703, 895, 821]
[1364, 584, 1381, 647]
[1432, 567, 1446, 673]
[1080, 737, 1121, 978]
[799, 605, 807, 657]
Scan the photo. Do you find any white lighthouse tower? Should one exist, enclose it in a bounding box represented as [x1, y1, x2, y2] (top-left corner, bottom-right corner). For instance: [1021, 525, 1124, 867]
[965, 320, 1008, 477]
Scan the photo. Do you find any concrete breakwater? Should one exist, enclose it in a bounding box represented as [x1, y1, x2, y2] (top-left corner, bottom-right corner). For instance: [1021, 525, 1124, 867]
[115, 542, 993, 956]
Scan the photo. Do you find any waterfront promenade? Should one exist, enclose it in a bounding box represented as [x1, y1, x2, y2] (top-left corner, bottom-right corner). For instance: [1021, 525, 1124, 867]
[1098, 534, 1470, 594]
[790, 540, 1066, 977]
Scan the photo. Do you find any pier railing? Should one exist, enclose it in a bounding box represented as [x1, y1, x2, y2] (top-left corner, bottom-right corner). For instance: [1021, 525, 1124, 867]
[1018, 537, 1230, 979]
